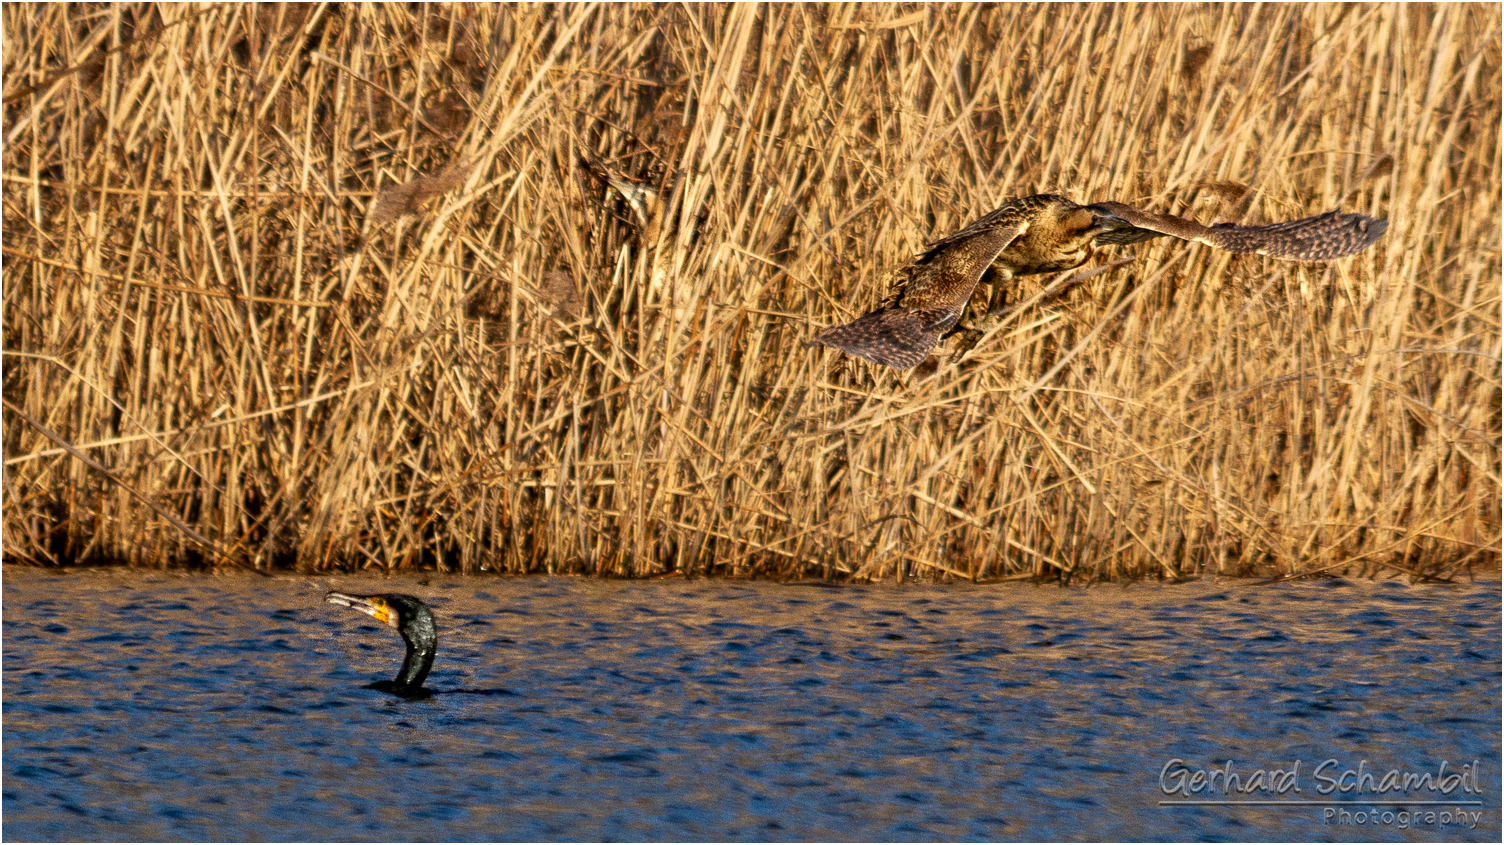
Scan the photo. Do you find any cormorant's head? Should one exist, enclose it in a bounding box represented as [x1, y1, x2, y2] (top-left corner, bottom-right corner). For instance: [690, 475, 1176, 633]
[325, 592, 438, 696]
[326, 592, 401, 628]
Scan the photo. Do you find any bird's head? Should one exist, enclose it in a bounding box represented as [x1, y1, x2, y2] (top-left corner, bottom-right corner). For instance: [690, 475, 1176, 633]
[325, 592, 404, 628]
[1081, 201, 1145, 245]
[1052, 198, 1128, 242]
[325, 592, 436, 650]
[1014, 195, 1127, 272]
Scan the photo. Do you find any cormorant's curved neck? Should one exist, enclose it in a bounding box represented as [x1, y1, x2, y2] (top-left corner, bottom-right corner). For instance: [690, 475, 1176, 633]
[392, 611, 437, 692]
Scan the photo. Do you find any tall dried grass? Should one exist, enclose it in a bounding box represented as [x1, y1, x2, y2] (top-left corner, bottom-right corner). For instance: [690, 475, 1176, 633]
[3, 3, 1499, 581]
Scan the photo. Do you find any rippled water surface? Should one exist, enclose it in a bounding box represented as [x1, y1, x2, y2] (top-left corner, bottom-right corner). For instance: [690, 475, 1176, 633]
[3, 568, 1498, 841]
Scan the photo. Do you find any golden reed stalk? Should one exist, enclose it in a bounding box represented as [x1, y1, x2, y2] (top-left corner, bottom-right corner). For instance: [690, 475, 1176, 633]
[3, 4, 1498, 580]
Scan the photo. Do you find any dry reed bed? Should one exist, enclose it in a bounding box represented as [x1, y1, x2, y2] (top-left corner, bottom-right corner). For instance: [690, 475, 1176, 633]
[3, 3, 1499, 581]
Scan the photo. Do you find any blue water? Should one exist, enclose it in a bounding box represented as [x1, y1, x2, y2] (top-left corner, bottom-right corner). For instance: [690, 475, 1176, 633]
[3, 569, 1498, 841]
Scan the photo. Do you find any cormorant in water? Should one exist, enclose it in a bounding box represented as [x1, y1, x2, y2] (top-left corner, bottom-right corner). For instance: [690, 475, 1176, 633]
[325, 592, 437, 699]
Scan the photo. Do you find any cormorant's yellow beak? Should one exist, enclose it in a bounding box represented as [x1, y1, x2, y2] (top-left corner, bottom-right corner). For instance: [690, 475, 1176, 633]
[325, 592, 397, 628]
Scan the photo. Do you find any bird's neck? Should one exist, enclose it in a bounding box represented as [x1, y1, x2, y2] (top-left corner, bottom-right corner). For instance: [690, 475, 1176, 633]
[395, 637, 435, 691]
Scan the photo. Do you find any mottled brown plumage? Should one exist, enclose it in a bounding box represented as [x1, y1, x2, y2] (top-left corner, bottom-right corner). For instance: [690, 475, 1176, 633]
[812, 194, 1387, 369]
[809, 218, 1020, 369]
[812, 195, 1121, 368]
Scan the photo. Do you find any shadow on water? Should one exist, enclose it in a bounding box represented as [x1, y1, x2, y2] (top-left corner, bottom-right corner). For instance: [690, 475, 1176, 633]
[2, 568, 1499, 842]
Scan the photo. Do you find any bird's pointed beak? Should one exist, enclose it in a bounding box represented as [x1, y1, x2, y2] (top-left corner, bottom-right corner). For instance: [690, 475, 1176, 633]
[325, 592, 397, 628]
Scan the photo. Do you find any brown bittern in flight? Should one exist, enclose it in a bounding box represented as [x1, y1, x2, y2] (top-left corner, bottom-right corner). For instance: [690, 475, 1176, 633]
[811, 194, 1387, 369]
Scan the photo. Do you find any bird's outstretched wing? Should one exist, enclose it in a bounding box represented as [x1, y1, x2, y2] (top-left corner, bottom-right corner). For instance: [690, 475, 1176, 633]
[1089, 201, 1387, 261]
[811, 224, 1022, 369]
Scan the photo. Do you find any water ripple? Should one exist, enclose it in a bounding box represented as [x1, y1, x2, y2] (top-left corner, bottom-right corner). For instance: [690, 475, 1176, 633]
[2, 569, 1498, 841]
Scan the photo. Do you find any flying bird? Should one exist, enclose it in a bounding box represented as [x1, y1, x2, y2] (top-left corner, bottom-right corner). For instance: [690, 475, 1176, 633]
[810, 194, 1387, 369]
